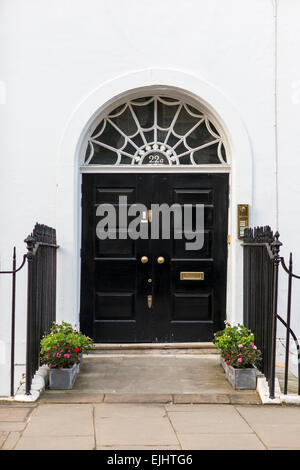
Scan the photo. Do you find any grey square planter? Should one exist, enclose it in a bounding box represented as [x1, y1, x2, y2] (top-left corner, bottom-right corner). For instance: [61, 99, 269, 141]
[220, 357, 257, 390]
[49, 363, 78, 390]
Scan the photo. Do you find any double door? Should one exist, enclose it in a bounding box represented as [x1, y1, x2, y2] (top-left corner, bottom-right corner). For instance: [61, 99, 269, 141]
[80, 173, 228, 343]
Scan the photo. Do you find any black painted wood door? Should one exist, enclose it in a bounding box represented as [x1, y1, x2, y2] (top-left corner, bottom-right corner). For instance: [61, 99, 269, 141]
[80, 173, 229, 343]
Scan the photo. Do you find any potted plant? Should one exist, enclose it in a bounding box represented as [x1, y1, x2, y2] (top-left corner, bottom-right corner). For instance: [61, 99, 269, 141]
[48, 322, 93, 372]
[40, 322, 93, 389]
[213, 322, 262, 390]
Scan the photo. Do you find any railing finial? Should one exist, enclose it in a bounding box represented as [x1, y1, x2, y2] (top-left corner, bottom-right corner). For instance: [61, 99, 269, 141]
[24, 234, 36, 260]
[271, 231, 282, 258]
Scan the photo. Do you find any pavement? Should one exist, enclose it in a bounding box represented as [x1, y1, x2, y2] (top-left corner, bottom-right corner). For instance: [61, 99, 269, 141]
[3, 350, 297, 450]
[1, 402, 300, 450]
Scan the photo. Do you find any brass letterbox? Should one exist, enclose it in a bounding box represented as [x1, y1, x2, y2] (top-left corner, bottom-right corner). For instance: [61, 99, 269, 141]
[180, 272, 204, 281]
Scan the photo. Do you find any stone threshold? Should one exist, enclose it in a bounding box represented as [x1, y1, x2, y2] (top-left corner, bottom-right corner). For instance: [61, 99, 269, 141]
[93, 342, 218, 355]
[93, 342, 215, 349]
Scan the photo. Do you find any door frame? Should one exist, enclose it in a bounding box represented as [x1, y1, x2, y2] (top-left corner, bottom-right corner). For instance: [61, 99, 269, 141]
[80, 171, 230, 342]
[79, 166, 232, 341]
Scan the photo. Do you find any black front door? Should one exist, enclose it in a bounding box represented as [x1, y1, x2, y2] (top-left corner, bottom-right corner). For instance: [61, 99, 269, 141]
[80, 173, 229, 343]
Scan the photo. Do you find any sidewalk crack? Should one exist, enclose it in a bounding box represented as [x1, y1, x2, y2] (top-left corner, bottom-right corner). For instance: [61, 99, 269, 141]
[92, 405, 97, 450]
[164, 405, 182, 450]
[234, 405, 268, 450]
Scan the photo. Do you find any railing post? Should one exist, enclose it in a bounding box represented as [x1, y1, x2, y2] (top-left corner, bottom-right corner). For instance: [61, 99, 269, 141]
[284, 253, 293, 395]
[24, 234, 35, 395]
[10, 247, 16, 397]
[269, 231, 282, 399]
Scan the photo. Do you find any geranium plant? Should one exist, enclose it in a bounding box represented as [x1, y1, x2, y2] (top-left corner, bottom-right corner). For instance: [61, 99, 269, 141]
[49, 321, 93, 354]
[214, 322, 261, 369]
[40, 321, 93, 369]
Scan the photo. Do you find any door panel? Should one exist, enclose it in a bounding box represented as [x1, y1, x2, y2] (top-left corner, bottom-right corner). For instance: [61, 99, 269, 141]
[80, 173, 228, 342]
[81, 173, 151, 342]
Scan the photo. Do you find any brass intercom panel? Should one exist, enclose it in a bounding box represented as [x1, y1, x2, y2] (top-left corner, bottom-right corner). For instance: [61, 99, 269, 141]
[237, 204, 250, 239]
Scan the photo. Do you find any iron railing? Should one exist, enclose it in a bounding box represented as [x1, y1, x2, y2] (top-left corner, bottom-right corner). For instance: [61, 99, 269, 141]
[0, 223, 58, 396]
[0, 249, 27, 396]
[25, 224, 58, 395]
[243, 226, 300, 398]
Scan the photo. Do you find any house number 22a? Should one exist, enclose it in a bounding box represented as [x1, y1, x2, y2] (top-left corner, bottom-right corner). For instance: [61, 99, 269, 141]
[148, 154, 165, 164]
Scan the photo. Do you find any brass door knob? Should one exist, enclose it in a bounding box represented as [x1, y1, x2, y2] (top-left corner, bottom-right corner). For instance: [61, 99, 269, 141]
[141, 256, 149, 264]
[157, 256, 165, 264]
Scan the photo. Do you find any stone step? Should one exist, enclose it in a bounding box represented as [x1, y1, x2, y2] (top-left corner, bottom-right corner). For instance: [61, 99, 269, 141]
[40, 354, 261, 406]
[40, 391, 261, 405]
[92, 342, 218, 355]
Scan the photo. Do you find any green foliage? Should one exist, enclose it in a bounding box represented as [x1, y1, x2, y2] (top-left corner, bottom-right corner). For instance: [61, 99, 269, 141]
[40, 321, 93, 369]
[214, 322, 262, 369]
[48, 322, 93, 354]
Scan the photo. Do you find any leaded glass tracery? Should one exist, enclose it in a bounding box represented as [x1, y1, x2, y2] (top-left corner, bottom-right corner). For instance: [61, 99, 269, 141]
[83, 96, 228, 166]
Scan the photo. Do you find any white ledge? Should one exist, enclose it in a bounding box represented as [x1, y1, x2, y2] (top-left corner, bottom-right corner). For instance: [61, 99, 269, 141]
[257, 377, 282, 404]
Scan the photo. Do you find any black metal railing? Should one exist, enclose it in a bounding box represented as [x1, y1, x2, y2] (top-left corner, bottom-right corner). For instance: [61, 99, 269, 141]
[0, 223, 58, 396]
[0, 249, 27, 396]
[25, 224, 58, 395]
[243, 226, 300, 398]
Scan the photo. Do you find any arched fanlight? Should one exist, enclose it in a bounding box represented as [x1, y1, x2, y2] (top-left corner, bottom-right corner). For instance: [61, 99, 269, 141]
[83, 96, 228, 166]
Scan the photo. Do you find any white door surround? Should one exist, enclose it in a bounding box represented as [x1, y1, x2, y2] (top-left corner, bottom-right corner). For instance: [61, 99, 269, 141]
[56, 69, 253, 329]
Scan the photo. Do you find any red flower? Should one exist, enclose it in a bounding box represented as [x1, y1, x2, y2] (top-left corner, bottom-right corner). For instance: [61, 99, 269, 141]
[75, 347, 80, 352]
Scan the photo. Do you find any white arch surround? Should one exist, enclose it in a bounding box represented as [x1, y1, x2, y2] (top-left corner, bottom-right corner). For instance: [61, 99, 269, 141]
[56, 69, 253, 330]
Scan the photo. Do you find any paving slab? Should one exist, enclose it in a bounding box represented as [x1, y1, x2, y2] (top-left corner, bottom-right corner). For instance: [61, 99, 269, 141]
[94, 403, 166, 417]
[0, 421, 28, 432]
[166, 404, 213, 412]
[179, 432, 265, 450]
[94, 415, 179, 447]
[168, 404, 252, 434]
[0, 431, 9, 448]
[15, 435, 95, 450]
[97, 446, 182, 450]
[236, 405, 300, 449]
[0, 407, 31, 422]
[1, 432, 21, 450]
[21, 404, 94, 438]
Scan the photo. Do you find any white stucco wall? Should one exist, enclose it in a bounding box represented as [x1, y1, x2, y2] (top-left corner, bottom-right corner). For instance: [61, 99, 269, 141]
[1, 0, 298, 395]
[276, 0, 300, 375]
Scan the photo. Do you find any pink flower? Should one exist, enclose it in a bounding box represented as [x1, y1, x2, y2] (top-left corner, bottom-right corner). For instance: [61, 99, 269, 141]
[64, 353, 70, 358]
[253, 345, 257, 350]
[251, 342, 254, 346]
[238, 344, 243, 348]
[237, 358, 243, 363]
[56, 353, 61, 357]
